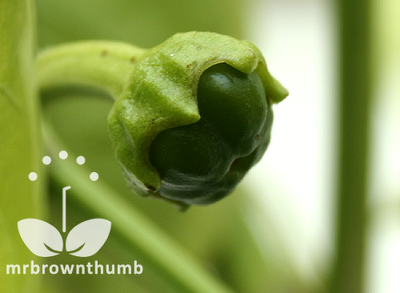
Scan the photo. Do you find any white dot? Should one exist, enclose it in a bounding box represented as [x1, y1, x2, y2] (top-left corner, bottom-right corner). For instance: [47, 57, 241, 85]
[90, 172, 99, 181]
[76, 156, 85, 165]
[42, 156, 52, 165]
[29, 172, 38, 181]
[59, 150, 68, 160]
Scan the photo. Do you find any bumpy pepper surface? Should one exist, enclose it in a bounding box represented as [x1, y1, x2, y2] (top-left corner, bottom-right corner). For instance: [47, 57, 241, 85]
[107, 32, 288, 206]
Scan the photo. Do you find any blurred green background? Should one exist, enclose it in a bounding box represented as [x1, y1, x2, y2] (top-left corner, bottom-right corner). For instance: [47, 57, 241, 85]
[1, 0, 400, 292]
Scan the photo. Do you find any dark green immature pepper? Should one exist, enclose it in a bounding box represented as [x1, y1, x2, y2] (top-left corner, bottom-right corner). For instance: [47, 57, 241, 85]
[38, 31, 288, 207]
[150, 63, 273, 205]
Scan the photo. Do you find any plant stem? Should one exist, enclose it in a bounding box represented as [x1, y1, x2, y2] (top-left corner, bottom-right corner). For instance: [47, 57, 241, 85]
[37, 41, 146, 98]
[329, 0, 372, 292]
[44, 125, 235, 293]
[1, 0, 44, 291]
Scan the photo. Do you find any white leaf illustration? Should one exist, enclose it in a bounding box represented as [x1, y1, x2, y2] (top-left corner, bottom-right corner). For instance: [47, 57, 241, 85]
[18, 219, 63, 257]
[66, 218, 111, 257]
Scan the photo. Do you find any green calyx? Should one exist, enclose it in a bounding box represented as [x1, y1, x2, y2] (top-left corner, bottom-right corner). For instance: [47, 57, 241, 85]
[108, 31, 287, 205]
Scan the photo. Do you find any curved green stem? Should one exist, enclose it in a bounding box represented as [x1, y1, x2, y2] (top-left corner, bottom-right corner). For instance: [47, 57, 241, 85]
[44, 124, 235, 293]
[37, 41, 146, 98]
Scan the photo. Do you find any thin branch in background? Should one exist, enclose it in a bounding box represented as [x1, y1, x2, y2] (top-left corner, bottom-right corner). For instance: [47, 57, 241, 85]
[329, 0, 373, 292]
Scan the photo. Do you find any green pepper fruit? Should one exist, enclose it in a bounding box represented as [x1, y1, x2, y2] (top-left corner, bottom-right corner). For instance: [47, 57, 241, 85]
[107, 32, 288, 207]
[149, 63, 273, 205]
[37, 31, 288, 207]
